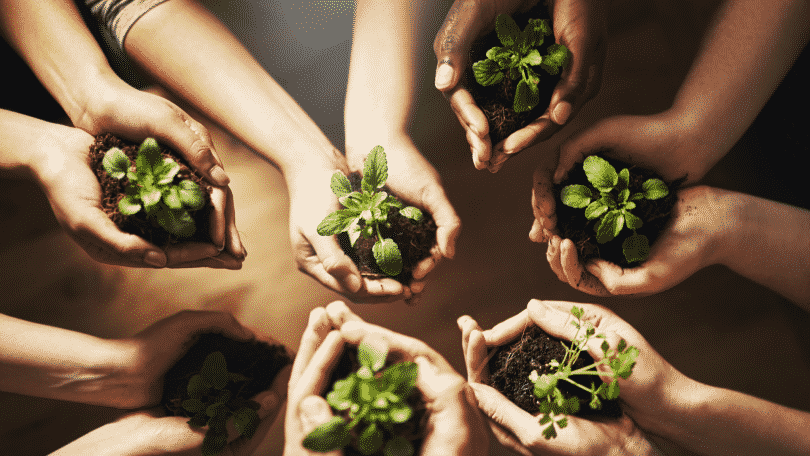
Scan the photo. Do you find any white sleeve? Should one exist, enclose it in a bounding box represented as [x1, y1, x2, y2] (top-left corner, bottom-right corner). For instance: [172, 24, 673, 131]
[84, 0, 170, 49]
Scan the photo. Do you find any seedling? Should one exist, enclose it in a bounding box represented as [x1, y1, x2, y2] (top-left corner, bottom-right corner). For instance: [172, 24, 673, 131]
[473, 13, 570, 112]
[528, 306, 638, 439]
[561, 156, 669, 263]
[102, 137, 205, 238]
[303, 341, 419, 455]
[181, 351, 260, 456]
[317, 146, 424, 277]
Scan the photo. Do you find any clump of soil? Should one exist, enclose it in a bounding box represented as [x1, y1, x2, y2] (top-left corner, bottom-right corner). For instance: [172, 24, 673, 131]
[554, 153, 684, 268]
[337, 172, 437, 285]
[162, 333, 292, 417]
[466, 3, 560, 146]
[326, 347, 428, 456]
[487, 325, 621, 418]
[88, 133, 213, 246]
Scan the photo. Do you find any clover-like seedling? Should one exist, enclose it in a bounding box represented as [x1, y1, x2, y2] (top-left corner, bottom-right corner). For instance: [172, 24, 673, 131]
[303, 341, 419, 456]
[181, 351, 260, 456]
[317, 146, 424, 277]
[102, 137, 205, 238]
[561, 156, 669, 263]
[528, 306, 638, 439]
[473, 13, 570, 113]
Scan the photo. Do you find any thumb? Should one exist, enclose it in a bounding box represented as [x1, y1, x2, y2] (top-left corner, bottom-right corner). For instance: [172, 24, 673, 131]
[299, 396, 343, 456]
[554, 120, 616, 184]
[433, 0, 488, 91]
[76, 209, 168, 268]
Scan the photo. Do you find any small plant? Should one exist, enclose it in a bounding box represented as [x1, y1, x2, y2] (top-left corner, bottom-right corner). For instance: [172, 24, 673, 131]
[303, 341, 419, 455]
[180, 351, 260, 456]
[473, 13, 570, 113]
[102, 137, 205, 238]
[529, 306, 638, 439]
[317, 146, 424, 277]
[561, 156, 669, 263]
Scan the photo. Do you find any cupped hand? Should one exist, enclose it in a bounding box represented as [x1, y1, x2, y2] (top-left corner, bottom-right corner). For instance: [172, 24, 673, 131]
[457, 299, 682, 455]
[434, 0, 606, 172]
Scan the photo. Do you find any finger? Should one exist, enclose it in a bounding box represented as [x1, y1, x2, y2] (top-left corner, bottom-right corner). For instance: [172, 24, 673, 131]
[481, 309, 530, 346]
[290, 308, 334, 385]
[447, 87, 491, 167]
[167, 251, 243, 270]
[70, 210, 168, 268]
[527, 299, 623, 360]
[228, 366, 292, 456]
[414, 355, 466, 401]
[546, 236, 566, 282]
[208, 186, 227, 251]
[412, 256, 435, 280]
[222, 186, 245, 259]
[135, 309, 252, 346]
[555, 122, 613, 184]
[466, 329, 489, 383]
[293, 330, 344, 401]
[421, 185, 461, 260]
[360, 277, 404, 296]
[486, 419, 534, 456]
[298, 233, 363, 294]
[433, 0, 487, 92]
[296, 396, 343, 456]
[324, 300, 364, 328]
[531, 161, 558, 241]
[340, 320, 453, 373]
[468, 382, 549, 449]
[501, 114, 558, 155]
[456, 315, 482, 372]
[164, 242, 220, 266]
[587, 259, 659, 297]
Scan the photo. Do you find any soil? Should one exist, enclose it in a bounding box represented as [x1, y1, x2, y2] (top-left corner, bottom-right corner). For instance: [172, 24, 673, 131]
[161, 333, 292, 418]
[554, 153, 684, 268]
[337, 172, 437, 285]
[88, 133, 214, 246]
[487, 325, 621, 418]
[327, 347, 428, 456]
[466, 3, 561, 146]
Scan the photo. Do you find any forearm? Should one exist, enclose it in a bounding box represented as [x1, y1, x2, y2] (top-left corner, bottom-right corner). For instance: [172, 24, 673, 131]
[123, 0, 342, 179]
[0, 109, 85, 180]
[669, 0, 810, 175]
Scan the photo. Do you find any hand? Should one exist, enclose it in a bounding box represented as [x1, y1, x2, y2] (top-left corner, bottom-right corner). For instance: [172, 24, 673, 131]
[457, 299, 682, 455]
[31, 123, 242, 268]
[434, 0, 606, 172]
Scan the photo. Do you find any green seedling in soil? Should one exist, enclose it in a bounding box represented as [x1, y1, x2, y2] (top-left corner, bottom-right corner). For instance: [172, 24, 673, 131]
[181, 351, 260, 456]
[473, 13, 570, 113]
[303, 341, 419, 455]
[561, 156, 669, 263]
[317, 146, 424, 277]
[529, 306, 638, 439]
[102, 137, 205, 238]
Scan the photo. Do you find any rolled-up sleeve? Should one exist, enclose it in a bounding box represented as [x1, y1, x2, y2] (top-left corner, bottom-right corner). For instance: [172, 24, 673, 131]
[84, 0, 170, 49]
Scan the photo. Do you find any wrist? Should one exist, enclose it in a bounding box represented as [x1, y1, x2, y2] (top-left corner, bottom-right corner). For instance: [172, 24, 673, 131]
[702, 187, 747, 270]
[344, 130, 411, 171]
[662, 106, 726, 182]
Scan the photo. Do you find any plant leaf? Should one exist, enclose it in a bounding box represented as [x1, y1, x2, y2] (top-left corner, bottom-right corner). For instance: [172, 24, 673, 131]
[303, 417, 350, 452]
[317, 210, 360, 236]
[389, 403, 413, 424]
[135, 138, 162, 175]
[540, 43, 570, 75]
[642, 178, 669, 200]
[622, 233, 650, 263]
[163, 186, 183, 210]
[200, 351, 229, 390]
[359, 340, 388, 372]
[399, 206, 423, 222]
[330, 172, 352, 197]
[372, 238, 403, 276]
[624, 211, 643, 230]
[542, 422, 558, 439]
[618, 188, 630, 203]
[187, 374, 207, 399]
[561, 184, 592, 208]
[495, 13, 520, 47]
[118, 195, 142, 215]
[347, 218, 363, 247]
[141, 187, 162, 211]
[358, 423, 384, 455]
[473, 59, 505, 86]
[362, 146, 387, 193]
[523, 18, 551, 48]
[156, 207, 196, 238]
[522, 48, 543, 66]
[584, 200, 609, 220]
[514, 78, 539, 113]
[532, 374, 558, 398]
[384, 436, 415, 456]
[583, 156, 618, 192]
[154, 157, 180, 185]
[595, 210, 620, 244]
[182, 398, 205, 413]
[178, 180, 205, 210]
[102, 147, 131, 179]
[381, 361, 418, 398]
[233, 407, 260, 439]
[201, 430, 228, 456]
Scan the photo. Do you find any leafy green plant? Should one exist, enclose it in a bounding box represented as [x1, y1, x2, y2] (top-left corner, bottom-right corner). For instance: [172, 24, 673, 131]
[560, 156, 669, 263]
[472, 13, 570, 113]
[303, 341, 419, 456]
[181, 351, 260, 456]
[102, 137, 205, 238]
[317, 146, 424, 277]
[529, 306, 639, 439]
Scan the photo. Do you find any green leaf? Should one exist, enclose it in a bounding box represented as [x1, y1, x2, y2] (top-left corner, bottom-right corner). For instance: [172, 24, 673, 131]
[154, 157, 180, 185]
[142, 188, 162, 211]
[561, 185, 593, 208]
[201, 430, 228, 456]
[102, 147, 131, 179]
[623, 201, 636, 211]
[514, 77, 539, 113]
[233, 407, 260, 439]
[542, 422, 558, 439]
[642, 178, 669, 200]
[618, 188, 630, 203]
[532, 374, 558, 398]
[118, 195, 142, 215]
[389, 403, 413, 423]
[200, 351, 229, 390]
[156, 207, 196, 238]
[583, 156, 618, 192]
[617, 168, 630, 190]
[135, 138, 162, 175]
[188, 412, 208, 428]
[630, 192, 645, 201]
[522, 48, 543, 66]
[182, 398, 205, 413]
[399, 206, 423, 222]
[616, 346, 639, 379]
[473, 59, 505, 86]
[229, 373, 249, 383]
[206, 402, 225, 418]
[584, 200, 609, 220]
[380, 361, 418, 398]
[163, 186, 183, 210]
[362, 146, 388, 193]
[541, 43, 570, 75]
[384, 436, 414, 456]
[595, 211, 620, 244]
[571, 306, 584, 319]
[347, 219, 363, 247]
[317, 210, 361, 236]
[178, 180, 205, 210]
[373, 238, 403, 276]
[624, 211, 643, 230]
[359, 340, 388, 372]
[303, 416, 350, 452]
[495, 14, 520, 47]
[622, 234, 650, 263]
[523, 18, 551, 48]
[330, 172, 353, 197]
[187, 374, 207, 399]
[359, 423, 384, 455]
[605, 379, 620, 400]
[339, 192, 366, 212]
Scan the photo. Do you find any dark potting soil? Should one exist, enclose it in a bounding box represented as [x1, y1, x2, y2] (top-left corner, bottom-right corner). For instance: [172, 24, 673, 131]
[487, 325, 622, 418]
[337, 172, 437, 285]
[466, 3, 561, 146]
[554, 153, 684, 268]
[327, 347, 428, 456]
[161, 333, 292, 417]
[88, 133, 214, 246]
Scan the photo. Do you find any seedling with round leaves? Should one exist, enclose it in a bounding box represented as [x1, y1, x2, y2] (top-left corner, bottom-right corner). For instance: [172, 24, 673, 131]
[102, 137, 205, 238]
[317, 146, 424, 277]
[473, 13, 570, 113]
[180, 351, 261, 456]
[529, 306, 638, 439]
[560, 156, 669, 264]
[303, 341, 419, 456]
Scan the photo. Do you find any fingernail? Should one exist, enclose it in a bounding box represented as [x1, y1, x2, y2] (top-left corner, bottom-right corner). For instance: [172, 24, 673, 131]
[300, 396, 332, 428]
[210, 165, 230, 186]
[552, 101, 572, 125]
[144, 250, 166, 268]
[435, 64, 454, 90]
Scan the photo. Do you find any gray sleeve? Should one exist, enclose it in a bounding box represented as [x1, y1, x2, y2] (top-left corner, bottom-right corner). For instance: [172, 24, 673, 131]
[84, 0, 170, 49]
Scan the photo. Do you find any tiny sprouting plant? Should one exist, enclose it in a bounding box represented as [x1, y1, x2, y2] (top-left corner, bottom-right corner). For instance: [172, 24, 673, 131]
[317, 146, 424, 277]
[180, 351, 260, 456]
[303, 341, 419, 456]
[102, 137, 205, 238]
[561, 156, 669, 263]
[529, 306, 639, 439]
[473, 13, 570, 113]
